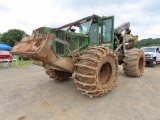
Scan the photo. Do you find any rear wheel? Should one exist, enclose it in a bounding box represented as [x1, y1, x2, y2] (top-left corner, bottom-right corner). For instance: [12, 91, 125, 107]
[74, 47, 118, 98]
[123, 48, 145, 77]
[45, 68, 72, 81]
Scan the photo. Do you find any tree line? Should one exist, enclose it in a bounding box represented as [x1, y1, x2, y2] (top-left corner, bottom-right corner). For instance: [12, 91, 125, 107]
[135, 38, 160, 48]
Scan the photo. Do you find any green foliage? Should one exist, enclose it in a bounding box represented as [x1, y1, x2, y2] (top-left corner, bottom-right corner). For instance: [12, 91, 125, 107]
[0, 33, 1, 42]
[135, 38, 160, 48]
[12, 55, 32, 67]
[0, 29, 25, 46]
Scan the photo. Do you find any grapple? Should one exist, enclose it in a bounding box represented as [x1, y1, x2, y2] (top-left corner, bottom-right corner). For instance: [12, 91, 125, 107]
[11, 32, 74, 73]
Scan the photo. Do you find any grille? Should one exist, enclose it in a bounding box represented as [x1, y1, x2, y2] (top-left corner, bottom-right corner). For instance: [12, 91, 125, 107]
[79, 38, 83, 46]
[56, 32, 64, 54]
[145, 54, 152, 59]
[56, 42, 64, 54]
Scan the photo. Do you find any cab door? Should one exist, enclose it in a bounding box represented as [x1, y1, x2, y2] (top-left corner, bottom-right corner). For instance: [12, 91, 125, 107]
[157, 47, 160, 61]
[101, 16, 114, 50]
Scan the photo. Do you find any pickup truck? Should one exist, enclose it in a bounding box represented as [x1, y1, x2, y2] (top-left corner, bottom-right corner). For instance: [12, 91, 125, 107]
[141, 46, 160, 67]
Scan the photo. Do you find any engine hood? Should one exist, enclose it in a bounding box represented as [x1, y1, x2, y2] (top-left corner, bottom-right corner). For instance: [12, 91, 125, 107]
[144, 52, 154, 55]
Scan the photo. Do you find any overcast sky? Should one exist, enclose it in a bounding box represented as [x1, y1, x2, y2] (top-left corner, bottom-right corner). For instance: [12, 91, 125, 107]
[0, 0, 160, 40]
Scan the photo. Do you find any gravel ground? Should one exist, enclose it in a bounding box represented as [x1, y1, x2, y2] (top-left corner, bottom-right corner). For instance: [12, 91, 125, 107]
[0, 64, 160, 120]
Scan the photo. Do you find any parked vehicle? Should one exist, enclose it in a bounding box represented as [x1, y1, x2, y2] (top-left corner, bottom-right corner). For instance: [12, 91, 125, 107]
[141, 46, 160, 67]
[0, 50, 12, 61]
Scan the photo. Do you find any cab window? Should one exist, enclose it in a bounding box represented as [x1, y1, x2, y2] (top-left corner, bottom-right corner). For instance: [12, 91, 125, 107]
[89, 23, 98, 43]
[102, 19, 113, 42]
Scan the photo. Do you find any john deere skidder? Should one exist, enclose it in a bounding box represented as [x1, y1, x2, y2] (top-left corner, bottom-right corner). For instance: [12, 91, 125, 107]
[11, 14, 145, 98]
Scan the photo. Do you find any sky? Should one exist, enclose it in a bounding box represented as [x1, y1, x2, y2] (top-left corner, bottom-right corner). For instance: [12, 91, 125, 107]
[0, 0, 160, 40]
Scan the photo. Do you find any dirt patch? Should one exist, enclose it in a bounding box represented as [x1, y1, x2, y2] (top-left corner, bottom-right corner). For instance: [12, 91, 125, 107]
[17, 116, 26, 120]
[0, 64, 160, 120]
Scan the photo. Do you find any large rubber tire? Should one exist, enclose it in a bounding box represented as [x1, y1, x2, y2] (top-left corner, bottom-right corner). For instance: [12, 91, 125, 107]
[74, 47, 118, 98]
[123, 48, 145, 77]
[45, 68, 72, 81]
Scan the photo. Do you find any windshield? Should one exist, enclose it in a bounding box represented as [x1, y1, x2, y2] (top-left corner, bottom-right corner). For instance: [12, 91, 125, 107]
[0, 50, 10, 55]
[141, 48, 155, 52]
[79, 19, 92, 34]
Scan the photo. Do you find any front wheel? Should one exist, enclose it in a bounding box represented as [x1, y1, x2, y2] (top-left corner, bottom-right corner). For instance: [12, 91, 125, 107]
[74, 47, 118, 98]
[151, 59, 156, 67]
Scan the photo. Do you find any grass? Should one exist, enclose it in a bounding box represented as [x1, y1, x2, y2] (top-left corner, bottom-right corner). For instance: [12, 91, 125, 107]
[12, 55, 33, 67]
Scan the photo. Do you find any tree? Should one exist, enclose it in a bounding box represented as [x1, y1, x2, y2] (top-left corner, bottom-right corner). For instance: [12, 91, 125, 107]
[0, 29, 25, 46]
[0, 33, 1, 42]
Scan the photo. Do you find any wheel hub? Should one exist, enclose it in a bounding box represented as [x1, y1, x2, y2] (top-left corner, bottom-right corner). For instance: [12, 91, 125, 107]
[139, 57, 143, 70]
[99, 62, 112, 85]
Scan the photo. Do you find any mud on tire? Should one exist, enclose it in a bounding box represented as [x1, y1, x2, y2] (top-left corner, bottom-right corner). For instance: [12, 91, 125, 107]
[123, 48, 145, 77]
[74, 47, 118, 98]
[45, 68, 72, 81]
